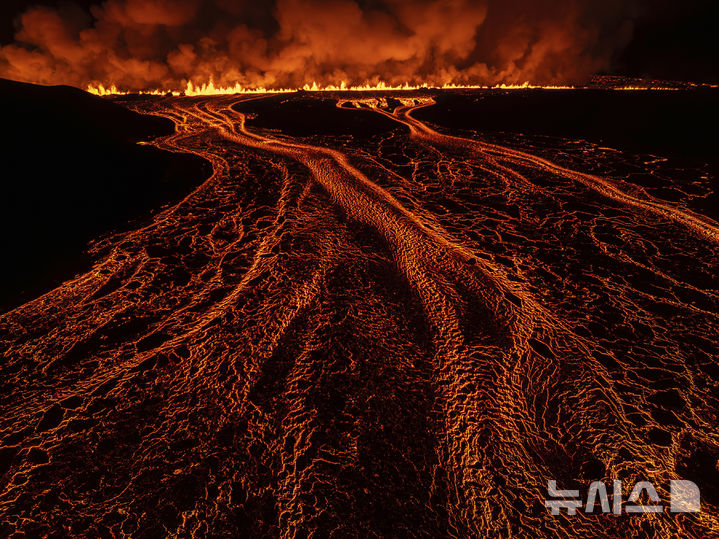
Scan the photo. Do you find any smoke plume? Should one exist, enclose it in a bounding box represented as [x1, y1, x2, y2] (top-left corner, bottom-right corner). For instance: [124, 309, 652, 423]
[0, 0, 638, 90]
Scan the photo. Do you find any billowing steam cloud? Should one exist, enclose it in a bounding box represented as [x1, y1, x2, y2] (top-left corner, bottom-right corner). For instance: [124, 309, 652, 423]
[0, 0, 637, 90]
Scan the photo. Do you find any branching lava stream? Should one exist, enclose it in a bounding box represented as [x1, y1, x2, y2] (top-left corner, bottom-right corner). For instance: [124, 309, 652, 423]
[0, 93, 717, 537]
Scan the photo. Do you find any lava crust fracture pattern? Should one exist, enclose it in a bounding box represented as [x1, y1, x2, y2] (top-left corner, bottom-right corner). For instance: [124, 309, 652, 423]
[0, 94, 718, 537]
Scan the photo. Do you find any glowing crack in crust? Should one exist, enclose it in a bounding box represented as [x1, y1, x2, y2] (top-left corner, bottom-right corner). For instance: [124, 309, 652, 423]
[0, 93, 717, 537]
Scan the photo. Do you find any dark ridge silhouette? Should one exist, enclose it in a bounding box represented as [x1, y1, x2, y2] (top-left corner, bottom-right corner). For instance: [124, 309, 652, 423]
[0, 78, 211, 311]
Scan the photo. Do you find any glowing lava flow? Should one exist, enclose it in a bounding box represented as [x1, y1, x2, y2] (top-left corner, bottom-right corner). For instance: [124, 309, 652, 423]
[345, 97, 719, 243]
[132, 96, 658, 535]
[0, 92, 717, 537]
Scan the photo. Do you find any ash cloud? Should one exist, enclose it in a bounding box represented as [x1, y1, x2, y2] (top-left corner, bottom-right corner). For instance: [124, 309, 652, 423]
[0, 0, 638, 89]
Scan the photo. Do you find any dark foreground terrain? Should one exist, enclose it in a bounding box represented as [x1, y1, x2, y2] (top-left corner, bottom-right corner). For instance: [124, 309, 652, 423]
[0, 78, 210, 310]
[0, 86, 717, 537]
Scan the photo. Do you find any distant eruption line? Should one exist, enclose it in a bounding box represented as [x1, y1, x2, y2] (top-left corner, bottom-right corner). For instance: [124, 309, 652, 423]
[87, 80, 604, 96]
[85, 79, 690, 96]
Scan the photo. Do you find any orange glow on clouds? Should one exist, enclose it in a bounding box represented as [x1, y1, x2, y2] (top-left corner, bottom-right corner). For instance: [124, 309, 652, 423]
[1, 0, 641, 92]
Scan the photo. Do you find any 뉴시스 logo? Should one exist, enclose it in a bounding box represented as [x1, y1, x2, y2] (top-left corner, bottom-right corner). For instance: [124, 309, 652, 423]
[545, 479, 701, 515]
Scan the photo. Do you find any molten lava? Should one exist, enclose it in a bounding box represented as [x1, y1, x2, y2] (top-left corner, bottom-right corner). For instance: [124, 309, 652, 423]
[0, 90, 717, 536]
[86, 80, 680, 97]
[83, 77, 696, 97]
[87, 80, 580, 97]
